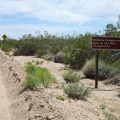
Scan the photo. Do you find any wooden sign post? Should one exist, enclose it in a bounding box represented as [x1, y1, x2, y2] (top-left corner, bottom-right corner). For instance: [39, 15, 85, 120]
[95, 49, 99, 88]
[92, 36, 120, 88]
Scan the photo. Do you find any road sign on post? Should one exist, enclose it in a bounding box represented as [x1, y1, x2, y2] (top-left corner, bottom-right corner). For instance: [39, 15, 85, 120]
[2, 34, 7, 41]
[92, 36, 120, 49]
[92, 36, 120, 88]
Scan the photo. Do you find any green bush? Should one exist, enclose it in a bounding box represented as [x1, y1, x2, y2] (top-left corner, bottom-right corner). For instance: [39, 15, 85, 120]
[64, 48, 89, 69]
[1, 44, 12, 52]
[39, 67, 56, 87]
[64, 83, 91, 100]
[24, 62, 56, 89]
[36, 60, 43, 65]
[14, 40, 37, 56]
[113, 60, 120, 70]
[82, 58, 95, 78]
[106, 74, 120, 86]
[98, 66, 118, 80]
[35, 49, 47, 58]
[82, 59, 119, 80]
[24, 62, 36, 75]
[104, 112, 120, 120]
[24, 75, 41, 89]
[56, 95, 65, 101]
[63, 33, 93, 69]
[100, 103, 107, 110]
[63, 70, 80, 83]
[41, 53, 54, 61]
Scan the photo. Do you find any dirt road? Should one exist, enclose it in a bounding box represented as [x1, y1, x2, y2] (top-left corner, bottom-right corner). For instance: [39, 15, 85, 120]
[14, 56, 120, 120]
[0, 50, 11, 120]
[0, 49, 120, 120]
[0, 68, 10, 120]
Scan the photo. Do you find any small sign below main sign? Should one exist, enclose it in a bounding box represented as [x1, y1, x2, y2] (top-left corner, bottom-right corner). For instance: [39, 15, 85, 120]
[92, 36, 120, 49]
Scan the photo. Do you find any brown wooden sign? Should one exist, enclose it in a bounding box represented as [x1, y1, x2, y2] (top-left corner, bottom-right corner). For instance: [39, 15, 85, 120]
[92, 36, 120, 49]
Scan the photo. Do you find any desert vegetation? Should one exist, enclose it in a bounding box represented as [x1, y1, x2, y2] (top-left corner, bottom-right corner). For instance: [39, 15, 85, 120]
[0, 20, 120, 70]
[82, 58, 120, 82]
[63, 70, 80, 83]
[24, 62, 56, 89]
[0, 19, 120, 86]
[64, 83, 91, 100]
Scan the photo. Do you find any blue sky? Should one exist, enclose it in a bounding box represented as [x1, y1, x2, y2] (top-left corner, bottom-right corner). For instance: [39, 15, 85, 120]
[0, 0, 120, 39]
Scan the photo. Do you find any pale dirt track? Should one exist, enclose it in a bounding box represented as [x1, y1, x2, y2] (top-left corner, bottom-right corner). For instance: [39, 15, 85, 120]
[0, 71, 10, 120]
[14, 56, 120, 120]
[0, 50, 120, 120]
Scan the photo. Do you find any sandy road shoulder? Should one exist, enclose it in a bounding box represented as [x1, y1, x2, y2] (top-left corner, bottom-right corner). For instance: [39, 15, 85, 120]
[0, 71, 11, 120]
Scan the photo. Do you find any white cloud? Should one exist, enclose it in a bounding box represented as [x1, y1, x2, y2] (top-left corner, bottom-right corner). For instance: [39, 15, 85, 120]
[0, 0, 31, 15]
[1, 0, 120, 24]
[0, 0, 120, 39]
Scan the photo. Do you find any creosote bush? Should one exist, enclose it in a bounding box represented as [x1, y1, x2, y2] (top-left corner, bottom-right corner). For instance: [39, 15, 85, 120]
[63, 70, 80, 83]
[24, 62, 56, 89]
[64, 83, 91, 100]
[14, 40, 37, 56]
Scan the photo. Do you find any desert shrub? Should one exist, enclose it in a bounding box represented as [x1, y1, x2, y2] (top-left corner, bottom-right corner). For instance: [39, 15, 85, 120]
[82, 59, 119, 80]
[82, 58, 95, 78]
[56, 95, 65, 101]
[36, 60, 43, 65]
[14, 40, 37, 56]
[50, 45, 61, 54]
[112, 60, 120, 70]
[104, 112, 120, 120]
[35, 49, 47, 58]
[24, 62, 36, 75]
[24, 75, 41, 89]
[100, 103, 107, 110]
[39, 67, 56, 87]
[54, 52, 66, 63]
[106, 74, 120, 86]
[1, 44, 12, 52]
[64, 49, 86, 69]
[98, 66, 119, 80]
[63, 70, 80, 83]
[24, 62, 56, 89]
[64, 83, 91, 100]
[41, 53, 54, 61]
[63, 33, 94, 69]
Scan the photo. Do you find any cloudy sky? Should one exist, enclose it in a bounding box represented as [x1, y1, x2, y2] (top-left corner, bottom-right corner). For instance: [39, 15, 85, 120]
[0, 0, 120, 39]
